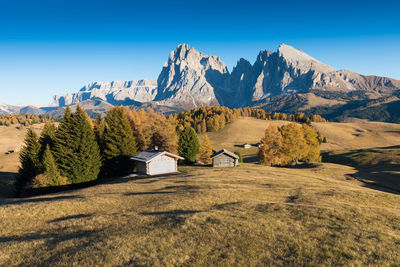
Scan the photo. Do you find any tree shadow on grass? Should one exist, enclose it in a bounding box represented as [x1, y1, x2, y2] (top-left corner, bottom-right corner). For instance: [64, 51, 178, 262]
[140, 210, 202, 216]
[0, 195, 84, 207]
[0, 226, 108, 266]
[285, 163, 321, 169]
[322, 147, 400, 194]
[243, 154, 258, 163]
[0, 228, 100, 244]
[48, 214, 93, 223]
[124, 185, 200, 197]
[141, 209, 203, 228]
[124, 191, 175, 196]
[0, 171, 17, 198]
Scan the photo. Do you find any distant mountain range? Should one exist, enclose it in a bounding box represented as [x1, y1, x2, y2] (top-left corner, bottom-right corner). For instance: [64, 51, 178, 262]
[2, 44, 400, 122]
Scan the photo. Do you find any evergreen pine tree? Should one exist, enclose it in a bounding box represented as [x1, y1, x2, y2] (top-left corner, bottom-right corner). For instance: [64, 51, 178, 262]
[102, 106, 137, 177]
[39, 121, 57, 161]
[178, 126, 200, 163]
[41, 144, 61, 186]
[199, 135, 213, 164]
[53, 105, 101, 183]
[258, 124, 284, 166]
[94, 116, 107, 153]
[15, 128, 41, 195]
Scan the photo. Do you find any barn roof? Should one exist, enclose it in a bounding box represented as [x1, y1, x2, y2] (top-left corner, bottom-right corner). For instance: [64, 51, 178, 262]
[210, 149, 239, 159]
[131, 150, 184, 163]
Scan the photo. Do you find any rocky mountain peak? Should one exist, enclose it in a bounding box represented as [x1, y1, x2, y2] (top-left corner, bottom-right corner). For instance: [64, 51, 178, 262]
[277, 43, 335, 73]
[155, 44, 230, 108]
[44, 43, 400, 114]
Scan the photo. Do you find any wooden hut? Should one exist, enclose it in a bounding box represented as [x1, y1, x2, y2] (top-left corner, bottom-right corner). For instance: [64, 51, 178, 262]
[131, 150, 183, 175]
[211, 149, 239, 167]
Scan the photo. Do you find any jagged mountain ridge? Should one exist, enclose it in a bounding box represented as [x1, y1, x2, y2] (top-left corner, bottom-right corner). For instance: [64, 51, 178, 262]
[2, 43, 400, 122]
[51, 79, 157, 107]
[49, 43, 400, 110]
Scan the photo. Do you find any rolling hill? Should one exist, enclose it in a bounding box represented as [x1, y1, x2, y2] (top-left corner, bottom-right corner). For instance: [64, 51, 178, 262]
[0, 118, 399, 265]
[201, 117, 400, 155]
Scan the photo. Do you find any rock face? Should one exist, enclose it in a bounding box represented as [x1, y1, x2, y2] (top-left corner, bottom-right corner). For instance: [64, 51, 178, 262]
[51, 79, 157, 107]
[47, 43, 400, 110]
[228, 44, 400, 107]
[0, 102, 45, 115]
[155, 44, 230, 108]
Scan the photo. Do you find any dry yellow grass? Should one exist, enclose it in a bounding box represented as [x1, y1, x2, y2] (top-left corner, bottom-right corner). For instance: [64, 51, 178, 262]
[0, 124, 43, 154]
[0, 164, 400, 266]
[299, 93, 346, 110]
[0, 153, 20, 197]
[313, 121, 400, 151]
[1, 119, 400, 265]
[201, 117, 400, 156]
[0, 124, 44, 197]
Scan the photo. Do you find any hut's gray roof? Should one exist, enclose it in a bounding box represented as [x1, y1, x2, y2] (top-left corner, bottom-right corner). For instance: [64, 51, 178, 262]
[210, 149, 239, 159]
[131, 150, 183, 163]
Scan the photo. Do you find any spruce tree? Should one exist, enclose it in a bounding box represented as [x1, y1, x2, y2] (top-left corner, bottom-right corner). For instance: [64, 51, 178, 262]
[199, 135, 213, 164]
[39, 121, 57, 161]
[102, 106, 137, 177]
[15, 128, 41, 195]
[258, 124, 284, 166]
[53, 105, 101, 183]
[178, 126, 200, 163]
[42, 144, 61, 186]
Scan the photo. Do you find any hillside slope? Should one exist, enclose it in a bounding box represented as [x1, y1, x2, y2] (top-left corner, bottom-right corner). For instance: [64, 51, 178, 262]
[202, 117, 400, 155]
[1, 164, 400, 265]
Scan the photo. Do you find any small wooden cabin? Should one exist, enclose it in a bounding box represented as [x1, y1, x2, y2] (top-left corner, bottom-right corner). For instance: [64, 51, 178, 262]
[131, 150, 183, 175]
[211, 149, 239, 167]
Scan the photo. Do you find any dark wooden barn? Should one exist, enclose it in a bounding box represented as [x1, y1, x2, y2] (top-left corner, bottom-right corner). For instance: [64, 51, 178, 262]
[210, 149, 239, 167]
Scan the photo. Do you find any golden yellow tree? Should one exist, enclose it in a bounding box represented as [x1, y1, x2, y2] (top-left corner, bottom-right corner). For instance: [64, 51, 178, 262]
[199, 135, 213, 164]
[258, 124, 284, 166]
[280, 122, 307, 165]
[301, 124, 321, 162]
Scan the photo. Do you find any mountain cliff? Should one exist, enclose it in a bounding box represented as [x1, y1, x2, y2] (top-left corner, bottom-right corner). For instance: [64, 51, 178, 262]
[155, 44, 230, 108]
[2, 43, 399, 122]
[49, 43, 400, 110]
[228, 44, 400, 107]
[51, 79, 157, 107]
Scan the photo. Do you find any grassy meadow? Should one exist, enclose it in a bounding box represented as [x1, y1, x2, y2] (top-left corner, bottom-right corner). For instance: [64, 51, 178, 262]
[1, 164, 400, 266]
[0, 118, 400, 265]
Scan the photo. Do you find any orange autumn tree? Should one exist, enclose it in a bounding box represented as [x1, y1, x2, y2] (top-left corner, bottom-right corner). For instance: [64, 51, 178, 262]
[258, 124, 284, 166]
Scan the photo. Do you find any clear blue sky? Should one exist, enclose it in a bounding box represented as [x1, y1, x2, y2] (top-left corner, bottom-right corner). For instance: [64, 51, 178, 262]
[0, 0, 399, 106]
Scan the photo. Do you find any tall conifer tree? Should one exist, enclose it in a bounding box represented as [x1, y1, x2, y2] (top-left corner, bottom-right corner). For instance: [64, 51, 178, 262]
[53, 105, 101, 183]
[41, 144, 61, 186]
[101, 106, 137, 177]
[16, 128, 41, 195]
[38, 121, 57, 161]
[178, 126, 200, 163]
